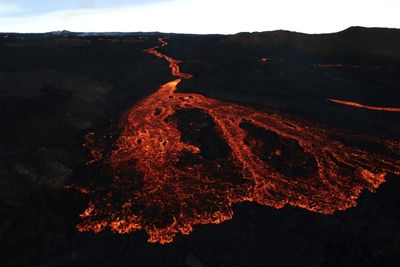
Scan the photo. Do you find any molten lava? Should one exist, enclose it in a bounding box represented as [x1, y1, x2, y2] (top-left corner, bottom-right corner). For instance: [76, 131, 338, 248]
[328, 99, 400, 112]
[74, 38, 400, 244]
[260, 57, 271, 62]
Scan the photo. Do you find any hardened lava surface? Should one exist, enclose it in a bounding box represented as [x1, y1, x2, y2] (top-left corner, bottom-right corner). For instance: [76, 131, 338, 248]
[74, 38, 400, 244]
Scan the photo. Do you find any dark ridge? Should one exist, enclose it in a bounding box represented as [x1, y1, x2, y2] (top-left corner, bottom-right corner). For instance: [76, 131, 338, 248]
[218, 26, 400, 60]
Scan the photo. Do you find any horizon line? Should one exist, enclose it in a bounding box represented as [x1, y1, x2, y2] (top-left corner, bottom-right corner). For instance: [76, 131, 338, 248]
[1, 26, 399, 36]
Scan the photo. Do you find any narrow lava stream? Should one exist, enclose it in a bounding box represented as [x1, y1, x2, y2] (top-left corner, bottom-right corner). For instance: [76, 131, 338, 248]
[328, 99, 400, 112]
[76, 38, 400, 244]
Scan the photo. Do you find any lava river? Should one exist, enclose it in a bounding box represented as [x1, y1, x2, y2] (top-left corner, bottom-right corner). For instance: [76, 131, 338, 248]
[74, 38, 400, 244]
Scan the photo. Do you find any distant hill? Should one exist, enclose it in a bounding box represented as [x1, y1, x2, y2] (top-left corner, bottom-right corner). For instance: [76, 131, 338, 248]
[218, 27, 400, 60]
[2, 27, 399, 60]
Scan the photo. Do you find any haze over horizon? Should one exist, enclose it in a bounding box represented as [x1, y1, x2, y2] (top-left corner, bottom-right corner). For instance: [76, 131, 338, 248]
[0, 0, 399, 34]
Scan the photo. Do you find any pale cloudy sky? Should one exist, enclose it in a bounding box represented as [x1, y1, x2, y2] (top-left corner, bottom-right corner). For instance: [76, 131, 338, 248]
[0, 0, 399, 34]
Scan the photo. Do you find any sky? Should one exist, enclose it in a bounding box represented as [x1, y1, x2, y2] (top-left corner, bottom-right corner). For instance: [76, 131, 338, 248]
[0, 0, 399, 34]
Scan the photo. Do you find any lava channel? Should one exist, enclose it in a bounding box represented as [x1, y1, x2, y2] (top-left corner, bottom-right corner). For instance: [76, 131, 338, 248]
[72, 38, 400, 244]
[328, 98, 400, 112]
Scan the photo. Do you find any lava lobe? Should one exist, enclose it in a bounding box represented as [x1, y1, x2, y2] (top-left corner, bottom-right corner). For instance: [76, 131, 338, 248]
[73, 38, 400, 244]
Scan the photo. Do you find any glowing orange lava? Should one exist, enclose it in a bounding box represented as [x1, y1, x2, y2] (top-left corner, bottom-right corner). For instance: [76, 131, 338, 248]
[260, 57, 271, 62]
[328, 99, 400, 112]
[75, 38, 400, 244]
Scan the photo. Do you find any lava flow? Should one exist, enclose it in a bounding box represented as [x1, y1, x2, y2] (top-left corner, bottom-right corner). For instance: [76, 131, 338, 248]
[328, 99, 400, 112]
[75, 38, 400, 244]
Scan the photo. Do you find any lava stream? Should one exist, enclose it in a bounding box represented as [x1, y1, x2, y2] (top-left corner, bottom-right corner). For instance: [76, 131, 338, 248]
[328, 98, 400, 112]
[75, 38, 400, 244]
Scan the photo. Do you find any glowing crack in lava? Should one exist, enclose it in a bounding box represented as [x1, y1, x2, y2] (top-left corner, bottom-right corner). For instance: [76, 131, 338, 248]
[75, 38, 400, 244]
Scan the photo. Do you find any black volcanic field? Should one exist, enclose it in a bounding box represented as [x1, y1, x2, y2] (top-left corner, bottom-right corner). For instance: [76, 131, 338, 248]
[1, 27, 400, 266]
